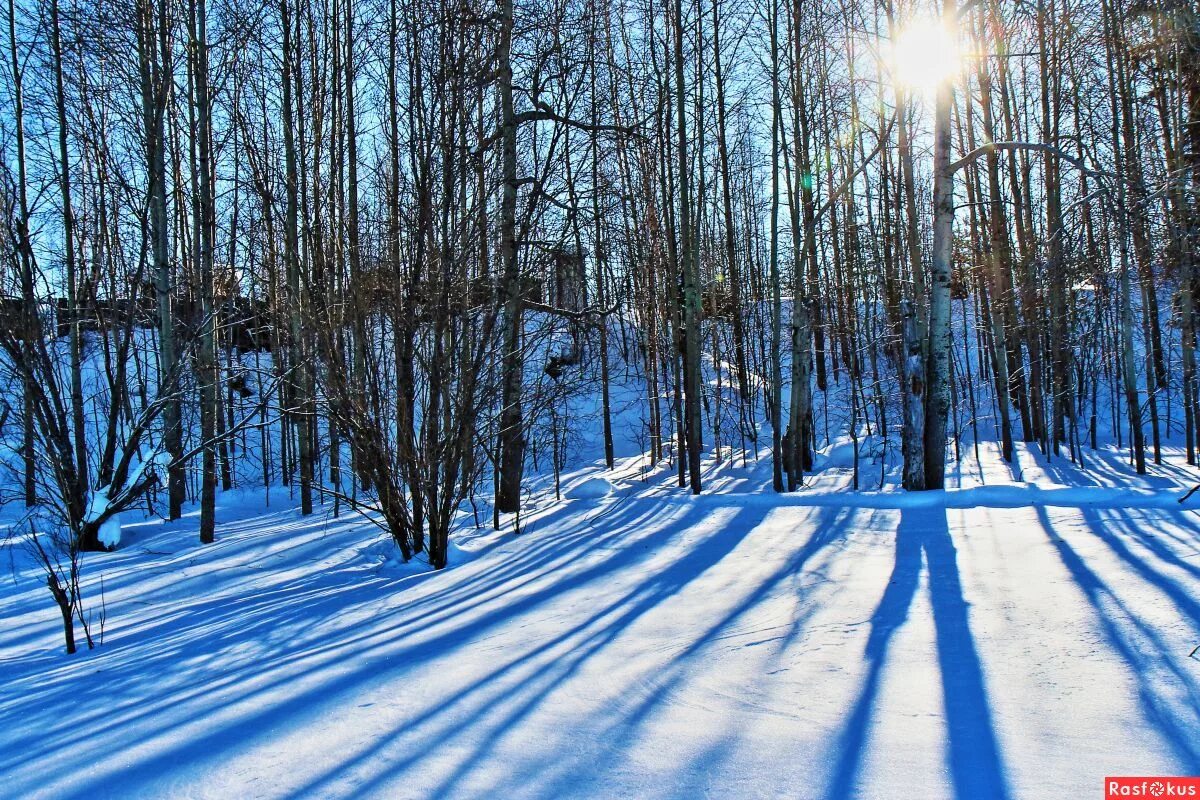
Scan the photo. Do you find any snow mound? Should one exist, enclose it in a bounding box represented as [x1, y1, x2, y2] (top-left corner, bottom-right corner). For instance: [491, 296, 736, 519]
[98, 513, 122, 548]
[813, 435, 887, 470]
[85, 487, 121, 548]
[565, 476, 614, 500]
[359, 536, 472, 575]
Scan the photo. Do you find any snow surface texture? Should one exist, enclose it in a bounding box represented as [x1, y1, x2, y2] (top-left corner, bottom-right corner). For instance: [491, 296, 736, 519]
[2, 442, 1200, 799]
[564, 476, 615, 500]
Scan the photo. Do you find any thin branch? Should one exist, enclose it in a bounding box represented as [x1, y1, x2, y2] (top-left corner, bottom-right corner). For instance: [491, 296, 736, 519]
[948, 140, 1110, 181]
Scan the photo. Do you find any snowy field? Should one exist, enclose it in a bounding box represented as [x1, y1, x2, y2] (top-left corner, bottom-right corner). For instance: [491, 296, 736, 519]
[2, 442, 1199, 799]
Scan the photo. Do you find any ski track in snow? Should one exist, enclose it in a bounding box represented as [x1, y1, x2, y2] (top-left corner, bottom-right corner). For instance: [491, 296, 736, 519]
[2, 443, 1200, 799]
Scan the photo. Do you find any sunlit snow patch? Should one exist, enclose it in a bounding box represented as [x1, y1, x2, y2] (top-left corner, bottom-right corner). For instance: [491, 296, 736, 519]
[85, 487, 121, 548]
[564, 476, 614, 500]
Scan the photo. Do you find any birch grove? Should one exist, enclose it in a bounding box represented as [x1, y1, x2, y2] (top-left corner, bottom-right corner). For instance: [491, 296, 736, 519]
[0, 0, 1197, 648]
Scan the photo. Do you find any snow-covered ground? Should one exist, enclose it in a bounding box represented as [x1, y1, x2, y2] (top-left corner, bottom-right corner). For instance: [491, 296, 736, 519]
[2, 442, 1199, 799]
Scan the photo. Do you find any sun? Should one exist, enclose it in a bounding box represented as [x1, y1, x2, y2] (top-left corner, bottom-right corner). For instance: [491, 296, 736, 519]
[887, 17, 963, 93]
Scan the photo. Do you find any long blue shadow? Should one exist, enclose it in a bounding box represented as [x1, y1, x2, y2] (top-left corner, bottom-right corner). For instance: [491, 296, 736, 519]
[530, 505, 860, 800]
[824, 506, 1010, 800]
[35, 497, 763, 799]
[1036, 506, 1200, 769]
[282, 501, 776, 800]
[0, 494, 674, 773]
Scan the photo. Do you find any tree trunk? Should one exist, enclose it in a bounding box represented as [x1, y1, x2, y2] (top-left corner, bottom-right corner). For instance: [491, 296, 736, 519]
[280, 0, 313, 515]
[673, 0, 702, 494]
[8, 0, 37, 507]
[51, 0, 91, 546]
[192, 0, 217, 543]
[895, 85, 926, 489]
[496, 0, 525, 515]
[923, 0, 956, 490]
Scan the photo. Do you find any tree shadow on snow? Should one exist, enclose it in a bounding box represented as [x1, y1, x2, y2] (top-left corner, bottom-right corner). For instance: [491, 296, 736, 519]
[272, 499, 821, 800]
[1036, 506, 1200, 770]
[3, 494, 800, 799]
[823, 506, 1010, 800]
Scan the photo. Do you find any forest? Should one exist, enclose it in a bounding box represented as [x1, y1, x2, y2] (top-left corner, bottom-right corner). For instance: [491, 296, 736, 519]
[1, 0, 1199, 794]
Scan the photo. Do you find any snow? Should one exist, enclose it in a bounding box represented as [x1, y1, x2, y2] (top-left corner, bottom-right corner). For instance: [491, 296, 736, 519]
[2, 319, 1199, 798]
[564, 475, 615, 500]
[97, 512, 121, 549]
[85, 486, 123, 548]
[152, 449, 173, 471]
[360, 536, 473, 574]
[1, 443, 1199, 798]
[84, 488, 110, 525]
[83, 487, 123, 548]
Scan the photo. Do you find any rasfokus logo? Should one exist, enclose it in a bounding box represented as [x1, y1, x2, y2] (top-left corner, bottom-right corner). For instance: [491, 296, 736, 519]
[1106, 777, 1200, 797]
